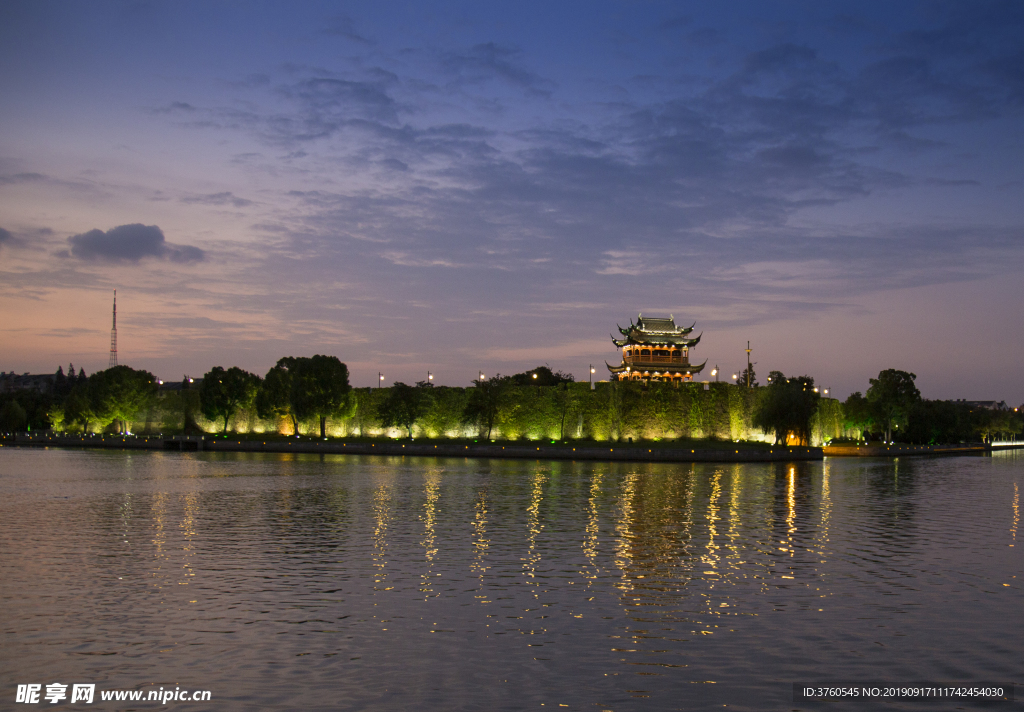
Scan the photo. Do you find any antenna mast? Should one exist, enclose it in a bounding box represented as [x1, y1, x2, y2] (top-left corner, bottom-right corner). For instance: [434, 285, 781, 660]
[108, 290, 118, 368]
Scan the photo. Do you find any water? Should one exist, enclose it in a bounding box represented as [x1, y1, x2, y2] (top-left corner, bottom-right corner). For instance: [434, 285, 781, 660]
[1, 448, 1020, 710]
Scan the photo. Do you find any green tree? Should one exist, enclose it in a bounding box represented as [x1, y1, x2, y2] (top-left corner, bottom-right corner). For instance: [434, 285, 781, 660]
[88, 365, 159, 433]
[974, 409, 1022, 443]
[509, 365, 574, 387]
[842, 392, 875, 440]
[65, 382, 100, 432]
[752, 371, 820, 445]
[200, 366, 259, 434]
[464, 375, 512, 439]
[46, 402, 66, 432]
[256, 361, 298, 434]
[378, 381, 433, 438]
[0, 399, 28, 432]
[290, 355, 353, 438]
[553, 382, 583, 440]
[737, 365, 758, 388]
[866, 369, 921, 443]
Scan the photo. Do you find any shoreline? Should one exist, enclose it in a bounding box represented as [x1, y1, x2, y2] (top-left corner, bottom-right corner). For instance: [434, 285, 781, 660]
[3, 433, 1020, 462]
[3, 433, 822, 463]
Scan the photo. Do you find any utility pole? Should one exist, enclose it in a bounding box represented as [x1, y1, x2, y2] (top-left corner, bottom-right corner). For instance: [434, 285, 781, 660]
[745, 341, 752, 388]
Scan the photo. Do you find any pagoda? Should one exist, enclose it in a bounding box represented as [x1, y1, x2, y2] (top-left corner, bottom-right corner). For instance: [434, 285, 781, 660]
[606, 314, 707, 382]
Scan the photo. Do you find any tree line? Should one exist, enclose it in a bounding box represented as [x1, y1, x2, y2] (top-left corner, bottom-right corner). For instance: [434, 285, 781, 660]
[1, 361, 1020, 446]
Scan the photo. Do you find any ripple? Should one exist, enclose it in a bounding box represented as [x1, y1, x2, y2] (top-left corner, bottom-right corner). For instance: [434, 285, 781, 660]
[0, 448, 1021, 710]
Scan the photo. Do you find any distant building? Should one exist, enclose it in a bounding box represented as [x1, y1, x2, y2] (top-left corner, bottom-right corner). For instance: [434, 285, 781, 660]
[955, 399, 1010, 411]
[0, 372, 55, 394]
[606, 314, 706, 383]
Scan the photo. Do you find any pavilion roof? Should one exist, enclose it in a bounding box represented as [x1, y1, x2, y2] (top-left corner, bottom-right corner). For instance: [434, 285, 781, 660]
[611, 314, 701, 347]
[606, 359, 708, 375]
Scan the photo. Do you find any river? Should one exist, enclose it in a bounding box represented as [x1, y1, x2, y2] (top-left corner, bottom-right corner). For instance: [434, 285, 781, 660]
[1, 448, 1020, 710]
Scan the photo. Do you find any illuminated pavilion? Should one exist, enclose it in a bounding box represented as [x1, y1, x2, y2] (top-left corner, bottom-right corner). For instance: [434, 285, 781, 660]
[606, 314, 707, 383]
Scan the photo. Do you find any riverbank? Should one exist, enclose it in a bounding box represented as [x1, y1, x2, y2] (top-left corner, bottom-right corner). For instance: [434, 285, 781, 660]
[823, 442, 1024, 456]
[5, 433, 1021, 462]
[1, 433, 821, 463]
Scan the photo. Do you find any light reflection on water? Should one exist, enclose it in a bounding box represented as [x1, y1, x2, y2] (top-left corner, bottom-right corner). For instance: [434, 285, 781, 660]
[0, 448, 1021, 711]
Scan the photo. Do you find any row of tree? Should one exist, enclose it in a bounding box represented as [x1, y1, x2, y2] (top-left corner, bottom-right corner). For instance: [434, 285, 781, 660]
[202, 356, 353, 438]
[841, 369, 1021, 444]
[2, 361, 1020, 446]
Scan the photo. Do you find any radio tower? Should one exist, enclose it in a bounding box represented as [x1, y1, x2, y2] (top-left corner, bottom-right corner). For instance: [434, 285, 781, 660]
[108, 290, 118, 368]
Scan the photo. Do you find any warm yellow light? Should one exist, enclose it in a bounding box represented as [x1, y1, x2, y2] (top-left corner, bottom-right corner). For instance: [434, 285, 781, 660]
[532, 373, 538, 379]
[711, 369, 717, 376]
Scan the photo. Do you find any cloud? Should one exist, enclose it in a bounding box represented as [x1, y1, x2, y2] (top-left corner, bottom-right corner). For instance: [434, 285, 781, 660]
[0, 227, 13, 246]
[67, 224, 205, 263]
[0, 172, 47, 185]
[323, 15, 371, 44]
[150, 101, 197, 114]
[180, 191, 253, 207]
[442, 43, 552, 96]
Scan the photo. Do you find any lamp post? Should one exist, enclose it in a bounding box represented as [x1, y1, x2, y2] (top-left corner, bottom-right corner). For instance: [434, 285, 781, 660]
[732, 373, 738, 384]
[427, 371, 433, 383]
[590, 364, 596, 390]
[479, 371, 485, 382]
[378, 372, 384, 389]
[711, 366, 718, 382]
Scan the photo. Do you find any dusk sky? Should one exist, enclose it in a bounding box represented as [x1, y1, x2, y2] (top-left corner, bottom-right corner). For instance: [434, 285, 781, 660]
[2, 1, 1023, 403]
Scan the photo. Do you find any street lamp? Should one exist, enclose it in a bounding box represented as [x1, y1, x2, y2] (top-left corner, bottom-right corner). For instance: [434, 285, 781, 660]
[479, 371, 485, 381]
[590, 364, 596, 390]
[378, 372, 384, 388]
[427, 371, 433, 383]
[711, 366, 718, 382]
[732, 373, 738, 383]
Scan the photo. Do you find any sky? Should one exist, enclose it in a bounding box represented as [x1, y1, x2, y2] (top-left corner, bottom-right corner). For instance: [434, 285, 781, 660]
[1, 0, 1023, 403]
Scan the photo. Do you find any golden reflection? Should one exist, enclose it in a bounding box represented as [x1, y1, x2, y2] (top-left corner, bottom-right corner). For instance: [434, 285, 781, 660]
[1012, 482, 1018, 547]
[582, 471, 604, 581]
[150, 491, 167, 590]
[372, 480, 393, 588]
[726, 465, 742, 557]
[524, 468, 547, 594]
[786, 466, 797, 546]
[702, 469, 723, 573]
[613, 471, 640, 596]
[179, 490, 198, 585]
[419, 469, 441, 598]
[818, 461, 832, 551]
[471, 487, 490, 603]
